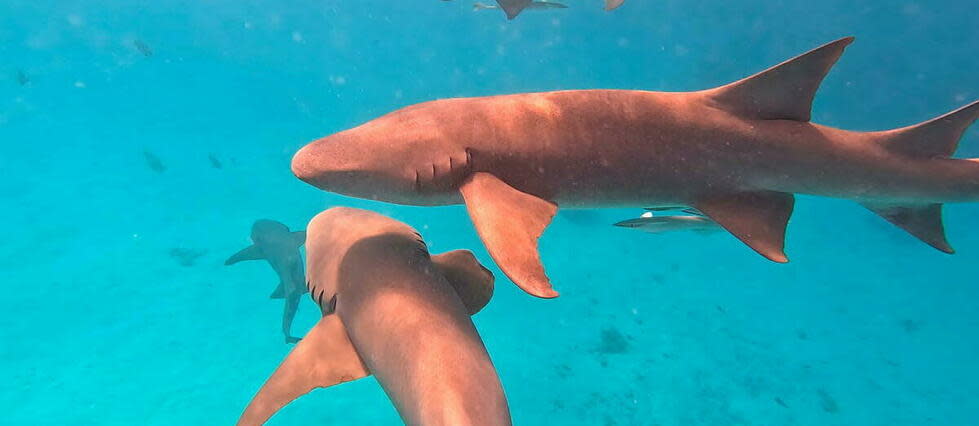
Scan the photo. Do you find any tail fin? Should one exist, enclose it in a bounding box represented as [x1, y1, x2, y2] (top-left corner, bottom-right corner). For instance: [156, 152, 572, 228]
[707, 37, 854, 122]
[862, 100, 979, 253]
[878, 100, 979, 158]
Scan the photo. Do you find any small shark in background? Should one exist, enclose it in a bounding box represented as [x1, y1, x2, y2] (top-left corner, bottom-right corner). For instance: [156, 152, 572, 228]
[290, 37, 979, 299]
[237, 207, 510, 426]
[614, 208, 720, 234]
[494, 0, 623, 19]
[226, 220, 307, 344]
[474, 1, 567, 13]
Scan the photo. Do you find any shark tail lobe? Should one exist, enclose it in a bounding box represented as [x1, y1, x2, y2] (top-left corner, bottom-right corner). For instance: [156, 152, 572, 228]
[877, 100, 979, 158]
[859, 100, 979, 254]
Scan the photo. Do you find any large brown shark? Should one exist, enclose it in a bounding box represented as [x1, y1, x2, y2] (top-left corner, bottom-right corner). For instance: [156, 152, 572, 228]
[237, 208, 510, 426]
[226, 220, 307, 343]
[290, 37, 979, 299]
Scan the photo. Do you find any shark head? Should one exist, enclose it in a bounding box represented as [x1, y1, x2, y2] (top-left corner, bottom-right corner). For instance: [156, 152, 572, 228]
[292, 102, 470, 205]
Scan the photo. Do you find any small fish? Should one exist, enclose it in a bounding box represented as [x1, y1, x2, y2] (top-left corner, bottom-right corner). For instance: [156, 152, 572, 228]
[142, 150, 166, 173]
[595, 327, 630, 354]
[474, 1, 568, 12]
[169, 248, 206, 267]
[817, 389, 839, 413]
[208, 153, 223, 169]
[614, 211, 720, 234]
[774, 397, 789, 408]
[133, 39, 153, 57]
[15, 69, 29, 86]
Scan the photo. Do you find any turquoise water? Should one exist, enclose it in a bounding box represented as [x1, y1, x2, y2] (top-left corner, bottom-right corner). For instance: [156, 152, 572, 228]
[2, 0, 977, 424]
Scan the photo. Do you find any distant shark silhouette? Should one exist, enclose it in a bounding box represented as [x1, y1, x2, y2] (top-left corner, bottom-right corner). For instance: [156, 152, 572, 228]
[291, 37, 979, 299]
[226, 220, 307, 343]
[496, 0, 623, 19]
[474, 1, 567, 13]
[237, 208, 509, 426]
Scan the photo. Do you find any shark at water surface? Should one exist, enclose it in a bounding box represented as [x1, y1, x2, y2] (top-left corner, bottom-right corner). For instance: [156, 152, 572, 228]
[290, 37, 979, 299]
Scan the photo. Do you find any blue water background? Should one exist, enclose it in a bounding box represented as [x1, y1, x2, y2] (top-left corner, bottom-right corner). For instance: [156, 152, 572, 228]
[1, 0, 977, 424]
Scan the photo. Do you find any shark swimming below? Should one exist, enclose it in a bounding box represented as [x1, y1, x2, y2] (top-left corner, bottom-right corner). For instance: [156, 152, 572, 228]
[237, 207, 509, 426]
[290, 37, 979, 299]
[226, 220, 307, 343]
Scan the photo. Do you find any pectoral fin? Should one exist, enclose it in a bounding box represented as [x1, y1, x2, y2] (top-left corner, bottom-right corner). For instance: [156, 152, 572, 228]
[695, 191, 795, 262]
[459, 172, 559, 298]
[432, 249, 495, 315]
[291, 231, 306, 248]
[269, 282, 285, 299]
[237, 315, 370, 426]
[225, 245, 264, 265]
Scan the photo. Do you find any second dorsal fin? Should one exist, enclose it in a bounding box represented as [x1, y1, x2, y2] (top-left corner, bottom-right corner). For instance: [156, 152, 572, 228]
[707, 37, 854, 122]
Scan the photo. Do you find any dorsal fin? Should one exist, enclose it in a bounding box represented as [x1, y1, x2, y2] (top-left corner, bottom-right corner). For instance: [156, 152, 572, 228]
[432, 250, 495, 315]
[878, 100, 979, 158]
[708, 37, 854, 122]
[694, 191, 795, 262]
[862, 203, 954, 253]
[237, 315, 370, 426]
[496, 0, 532, 19]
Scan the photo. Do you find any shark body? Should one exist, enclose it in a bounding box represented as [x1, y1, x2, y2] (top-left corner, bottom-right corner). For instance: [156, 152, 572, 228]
[226, 220, 307, 343]
[291, 38, 979, 298]
[237, 208, 510, 426]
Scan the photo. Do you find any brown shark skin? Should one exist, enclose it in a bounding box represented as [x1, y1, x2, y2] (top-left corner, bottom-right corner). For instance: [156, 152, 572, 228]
[293, 86, 977, 208]
[304, 208, 511, 426]
[226, 220, 307, 343]
[291, 38, 978, 296]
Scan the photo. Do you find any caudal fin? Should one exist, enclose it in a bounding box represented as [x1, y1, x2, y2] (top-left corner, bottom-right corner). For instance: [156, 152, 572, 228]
[877, 100, 979, 158]
[863, 100, 979, 253]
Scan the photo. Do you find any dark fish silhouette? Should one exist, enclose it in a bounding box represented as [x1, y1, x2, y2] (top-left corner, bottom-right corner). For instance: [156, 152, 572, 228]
[142, 150, 166, 173]
[208, 153, 223, 169]
[474, 1, 567, 12]
[226, 220, 307, 344]
[169, 248, 207, 267]
[15, 70, 29, 86]
[495, 0, 622, 19]
[134, 39, 153, 57]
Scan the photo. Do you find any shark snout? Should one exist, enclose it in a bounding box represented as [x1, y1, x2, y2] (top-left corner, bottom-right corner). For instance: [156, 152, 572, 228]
[291, 143, 321, 184]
